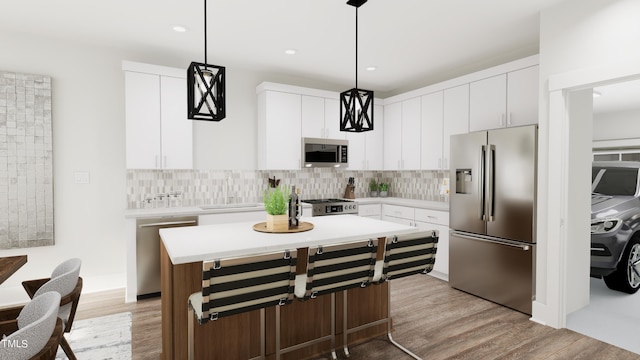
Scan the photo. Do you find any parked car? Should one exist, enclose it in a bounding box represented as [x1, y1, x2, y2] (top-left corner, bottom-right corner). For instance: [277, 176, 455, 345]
[591, 161, 640, 294]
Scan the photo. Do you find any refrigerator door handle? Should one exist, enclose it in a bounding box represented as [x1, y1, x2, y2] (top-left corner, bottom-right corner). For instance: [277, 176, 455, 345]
[480, 145, 486, 221]
[487, 144, 496, 222]
[451, 231, 531, 251]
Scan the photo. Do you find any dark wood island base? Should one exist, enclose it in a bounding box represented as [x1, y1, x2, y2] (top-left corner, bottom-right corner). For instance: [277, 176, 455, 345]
[160, 242, 390, 360]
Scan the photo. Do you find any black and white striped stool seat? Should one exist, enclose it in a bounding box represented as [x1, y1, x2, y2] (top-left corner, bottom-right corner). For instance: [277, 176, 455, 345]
[378, 231, 438, 282]
[189, 249, 297, 324]
[295, 239, 378, 299]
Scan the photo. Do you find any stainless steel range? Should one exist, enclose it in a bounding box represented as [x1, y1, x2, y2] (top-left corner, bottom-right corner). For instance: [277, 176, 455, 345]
[302, 199, 358, 216]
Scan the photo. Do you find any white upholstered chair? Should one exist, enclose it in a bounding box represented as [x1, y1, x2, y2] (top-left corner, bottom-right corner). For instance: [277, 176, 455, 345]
[0, 292, 62, 360]
[22, 258, 82, 360]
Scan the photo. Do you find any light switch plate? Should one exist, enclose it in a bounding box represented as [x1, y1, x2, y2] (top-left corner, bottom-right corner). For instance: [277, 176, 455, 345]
[74, 171, 90, 184]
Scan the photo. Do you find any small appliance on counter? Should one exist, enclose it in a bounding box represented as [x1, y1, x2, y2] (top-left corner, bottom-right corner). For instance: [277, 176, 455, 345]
[302, 198, 358, 216]
[343, 177, 355, 199]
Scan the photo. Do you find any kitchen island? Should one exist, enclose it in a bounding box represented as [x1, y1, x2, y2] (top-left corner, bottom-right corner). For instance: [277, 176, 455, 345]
[159, 215, 419, 360]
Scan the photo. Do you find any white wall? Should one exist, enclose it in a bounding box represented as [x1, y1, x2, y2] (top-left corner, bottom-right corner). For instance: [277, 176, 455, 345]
[594, 109, 640, 141]
[0, 31, 128, 305]
[0, 30, 355, 306]
[566, 89, 592, 314]
[537, 0, 640, 327]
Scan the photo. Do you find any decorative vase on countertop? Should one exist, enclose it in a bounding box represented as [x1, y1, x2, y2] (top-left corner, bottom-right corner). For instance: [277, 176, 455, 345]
[266, 214, 289, 232]
[379, 182, 389, 198]
[369, 179, 378, 198]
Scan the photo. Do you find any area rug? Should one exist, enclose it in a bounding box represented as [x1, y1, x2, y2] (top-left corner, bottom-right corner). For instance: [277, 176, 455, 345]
[55, 312, 132, 360]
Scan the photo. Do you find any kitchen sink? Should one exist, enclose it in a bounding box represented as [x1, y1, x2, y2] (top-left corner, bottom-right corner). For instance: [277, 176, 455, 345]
[200, 203, 262, 210]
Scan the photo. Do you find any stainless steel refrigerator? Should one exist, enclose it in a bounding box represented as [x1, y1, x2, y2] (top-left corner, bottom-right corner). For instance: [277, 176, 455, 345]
[449, 125, 537, 315]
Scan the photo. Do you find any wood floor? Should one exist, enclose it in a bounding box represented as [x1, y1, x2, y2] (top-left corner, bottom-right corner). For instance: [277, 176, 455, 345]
[75, 275, 640, 360]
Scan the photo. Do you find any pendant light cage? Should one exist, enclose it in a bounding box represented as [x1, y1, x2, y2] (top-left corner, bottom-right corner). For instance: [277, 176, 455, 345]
[187, 0, 226, 121]
[340, 88, 374, 132]
[187, 62, 226, 121]
[340, 0, 373, 133]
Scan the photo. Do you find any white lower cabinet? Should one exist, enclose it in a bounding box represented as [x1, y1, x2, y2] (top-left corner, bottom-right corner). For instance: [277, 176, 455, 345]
[381, 204, 414, 225]
[414, 208, 449, 278]
[358, 203, 381, 220]
[382, 204, 449, 278]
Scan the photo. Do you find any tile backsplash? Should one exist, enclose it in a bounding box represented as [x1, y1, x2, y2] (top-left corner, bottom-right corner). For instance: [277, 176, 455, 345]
[126, 168, 449, 209]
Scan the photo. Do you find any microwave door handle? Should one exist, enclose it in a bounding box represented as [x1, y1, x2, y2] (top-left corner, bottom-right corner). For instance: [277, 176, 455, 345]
[480, 145, 486, 221]
[488, 144, 496, 222]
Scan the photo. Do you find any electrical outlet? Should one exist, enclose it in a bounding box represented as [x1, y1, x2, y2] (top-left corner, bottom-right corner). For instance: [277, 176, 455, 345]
[74, 172, 90, 184]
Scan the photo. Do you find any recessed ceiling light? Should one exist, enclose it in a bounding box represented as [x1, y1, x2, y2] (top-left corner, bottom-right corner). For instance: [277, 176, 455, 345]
[284, 49, 297, 55]
[366, 66, 377, 71]
[172, 25, 188, 33]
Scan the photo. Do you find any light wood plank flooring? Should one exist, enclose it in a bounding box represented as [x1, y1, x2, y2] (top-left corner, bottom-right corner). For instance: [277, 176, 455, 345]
[75, 275, 640, 360]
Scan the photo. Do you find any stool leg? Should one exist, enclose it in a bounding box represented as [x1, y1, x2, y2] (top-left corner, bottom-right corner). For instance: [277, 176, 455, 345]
[330, 292, 337, 360]
[343, 290, 350, 357]
[385, 282, 422, 360]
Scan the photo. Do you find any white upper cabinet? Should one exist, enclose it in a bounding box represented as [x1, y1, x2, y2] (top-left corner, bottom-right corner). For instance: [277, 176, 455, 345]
[469, 74, 507, 132]
[124, 67, 192, 170]
[301, 96, 345, 139]
[383, 102, 402, 170]
[301, 95, 325, 138]
[160, 76, 193, 169]
[324, 98, 344, 139]
[469, 65, 539, 131]
[421, 91, 444, 170]
[367, 104, 385, 170]
[401, 97, 422, 170]
[443, 84, 470, 169]
[346, 130, 366, 170]
[506, 65, 539, 127]
[257, 91, 302, 170]
[347, 104, 384, 170]
[383, 99, 421, 170]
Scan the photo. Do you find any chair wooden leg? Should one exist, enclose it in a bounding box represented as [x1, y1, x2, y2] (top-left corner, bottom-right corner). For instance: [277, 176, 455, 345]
[60, 335, 77, 360]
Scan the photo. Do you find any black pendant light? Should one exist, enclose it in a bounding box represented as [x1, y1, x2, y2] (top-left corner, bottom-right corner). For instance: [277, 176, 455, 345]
[187, 0, 226, 121]
[340, 0, 373, 133]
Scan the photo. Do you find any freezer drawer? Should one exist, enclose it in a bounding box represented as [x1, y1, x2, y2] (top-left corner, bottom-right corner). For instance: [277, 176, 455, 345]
[449, 231, 535, 314]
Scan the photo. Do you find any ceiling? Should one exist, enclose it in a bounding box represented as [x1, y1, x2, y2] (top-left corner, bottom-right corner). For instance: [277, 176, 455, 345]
[593, 79, 640, 115]
[0, 0, 568, 96]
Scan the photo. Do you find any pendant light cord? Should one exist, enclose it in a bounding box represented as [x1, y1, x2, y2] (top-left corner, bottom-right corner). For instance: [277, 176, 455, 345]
[355, 6, 358, 89]
[204, 0, 208, 69]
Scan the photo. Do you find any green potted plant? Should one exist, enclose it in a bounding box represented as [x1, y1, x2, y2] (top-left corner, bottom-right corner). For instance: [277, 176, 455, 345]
[263, 185, 290, 231]
[369, 179, 378, 197]
[379, 182, 389, 197]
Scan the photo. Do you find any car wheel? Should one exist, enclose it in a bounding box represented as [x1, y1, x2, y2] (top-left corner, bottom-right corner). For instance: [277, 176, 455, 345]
[603, 236, 640, 294]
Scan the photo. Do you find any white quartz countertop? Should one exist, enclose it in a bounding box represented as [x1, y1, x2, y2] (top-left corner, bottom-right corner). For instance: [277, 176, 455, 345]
[124, 203, 301, 219]
[355, 197, 449, 211]
[125, 197, 447, 219]
[160, 214, 418, 265]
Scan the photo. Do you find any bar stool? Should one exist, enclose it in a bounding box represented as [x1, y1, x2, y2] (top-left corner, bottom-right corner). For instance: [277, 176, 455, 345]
[342, 230, 438, 359]
[276, 239, 378, 360]
[187, 249, 297, 360]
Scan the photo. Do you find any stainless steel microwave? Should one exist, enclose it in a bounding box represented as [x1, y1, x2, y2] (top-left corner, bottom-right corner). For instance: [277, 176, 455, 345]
[302, 137, 349, 168]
